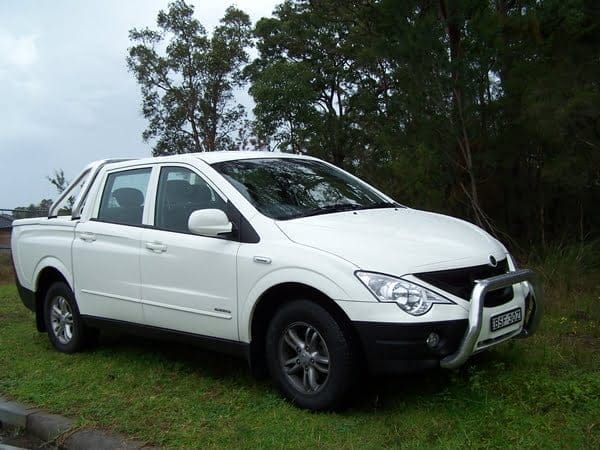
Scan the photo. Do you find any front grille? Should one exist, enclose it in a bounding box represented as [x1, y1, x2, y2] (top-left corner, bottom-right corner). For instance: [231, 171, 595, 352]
[415, 258, 514, 307]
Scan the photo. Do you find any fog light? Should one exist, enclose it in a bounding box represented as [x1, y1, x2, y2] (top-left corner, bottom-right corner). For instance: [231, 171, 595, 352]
[426, 332, 440, 348]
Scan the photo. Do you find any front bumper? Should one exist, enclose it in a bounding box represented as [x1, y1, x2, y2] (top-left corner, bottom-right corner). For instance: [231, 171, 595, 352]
[354, 268, 543, 374]
[355, 319, 468, 374]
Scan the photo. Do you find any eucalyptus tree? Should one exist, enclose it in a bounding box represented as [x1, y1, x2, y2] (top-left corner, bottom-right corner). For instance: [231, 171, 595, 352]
[127, 0, 252, 154]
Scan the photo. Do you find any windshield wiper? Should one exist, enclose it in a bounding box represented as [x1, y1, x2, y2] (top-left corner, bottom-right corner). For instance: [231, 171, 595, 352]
[358, 201, 401, 210]
[289, 203, 362, 219]
[286, 201, 401, 220]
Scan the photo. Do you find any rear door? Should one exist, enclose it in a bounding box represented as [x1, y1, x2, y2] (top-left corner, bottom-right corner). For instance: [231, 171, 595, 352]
[72, 166, 153, 323]
[140, 164, 240, 340]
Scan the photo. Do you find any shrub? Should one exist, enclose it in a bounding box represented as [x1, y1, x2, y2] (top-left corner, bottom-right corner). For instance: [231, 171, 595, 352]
[531, 240, 600, 294]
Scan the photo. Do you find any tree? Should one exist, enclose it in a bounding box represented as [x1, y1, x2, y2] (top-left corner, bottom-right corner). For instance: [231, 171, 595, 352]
[127, 0, 252, 155]
[13, 199, 53, 219]
[14, 170, 74, 218]
[249, 0, 600, 244]
[248, 0, 455, 198]
[248, 1, 374, 167]
[47, 168, 75, 213]
[47, 169, 69, 194]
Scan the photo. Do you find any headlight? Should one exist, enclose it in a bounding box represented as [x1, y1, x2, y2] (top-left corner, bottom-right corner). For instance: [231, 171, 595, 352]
[355, 271, 454, 316]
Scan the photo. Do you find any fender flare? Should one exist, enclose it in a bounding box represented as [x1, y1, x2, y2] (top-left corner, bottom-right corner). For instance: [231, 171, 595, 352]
[33, 257, 74, 293]
[239, 267, 350, 342]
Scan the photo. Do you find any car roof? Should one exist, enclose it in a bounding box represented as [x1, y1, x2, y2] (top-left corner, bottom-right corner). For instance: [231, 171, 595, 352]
[196, 150, 316, 164]
[99, 151, 318, 171]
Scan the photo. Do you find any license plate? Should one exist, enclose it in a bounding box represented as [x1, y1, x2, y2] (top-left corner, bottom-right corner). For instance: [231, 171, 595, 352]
[490, 308, 522, 332]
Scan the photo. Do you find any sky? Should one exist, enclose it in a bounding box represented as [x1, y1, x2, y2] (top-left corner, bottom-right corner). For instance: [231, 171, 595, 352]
[0, 0, 278, 210]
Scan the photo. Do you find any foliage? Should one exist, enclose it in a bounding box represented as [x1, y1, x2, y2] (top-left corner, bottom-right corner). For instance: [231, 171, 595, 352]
[12, 199, 53, 219]
[127, 0, 252, 155]
[248, 1, 379, 165]
[529, 239, 600, 294]
[47, 168, 74, 212]
[125, 0, 599, 245]
[47, 169, 69, 196]
[247, 0, 600, 245]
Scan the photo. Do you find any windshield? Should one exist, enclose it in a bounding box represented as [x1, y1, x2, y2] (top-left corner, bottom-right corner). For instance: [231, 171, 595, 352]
[212, 158, 397, 220]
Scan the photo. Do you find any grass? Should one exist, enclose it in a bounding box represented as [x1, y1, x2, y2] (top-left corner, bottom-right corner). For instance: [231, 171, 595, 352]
[0, 254, 598, 448]
[529, 240, 600, 295]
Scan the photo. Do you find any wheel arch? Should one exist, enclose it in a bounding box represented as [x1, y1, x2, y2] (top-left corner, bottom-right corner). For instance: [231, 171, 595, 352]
[33, 262, 72, 332]
[247, 282, 361, 378]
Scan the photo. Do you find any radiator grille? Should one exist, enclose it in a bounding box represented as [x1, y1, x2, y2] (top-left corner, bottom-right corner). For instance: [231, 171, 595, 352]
[415, 258, 514, 307]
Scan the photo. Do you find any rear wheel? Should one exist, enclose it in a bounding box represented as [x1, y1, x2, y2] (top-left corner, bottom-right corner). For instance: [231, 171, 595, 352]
[44, 282, 88, 353]
[266, 300, 356, 410]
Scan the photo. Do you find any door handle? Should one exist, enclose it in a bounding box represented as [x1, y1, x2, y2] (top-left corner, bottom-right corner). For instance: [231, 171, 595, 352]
[145, 242, 167, 253]
[79, 232, 96, 242]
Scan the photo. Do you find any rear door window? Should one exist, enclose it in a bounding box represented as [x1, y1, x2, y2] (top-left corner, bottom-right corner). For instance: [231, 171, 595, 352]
[97, 168, 152, 226]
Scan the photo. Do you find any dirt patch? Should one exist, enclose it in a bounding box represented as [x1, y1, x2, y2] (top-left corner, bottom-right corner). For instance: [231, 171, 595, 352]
[0, 251, 14, 284]
[0, 423, 54, 449]
[561, 332, 600, 349]
[0, 229, 10, 249]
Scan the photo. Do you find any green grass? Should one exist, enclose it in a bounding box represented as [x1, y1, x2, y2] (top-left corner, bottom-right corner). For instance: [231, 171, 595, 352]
[0, 272, 598, 448]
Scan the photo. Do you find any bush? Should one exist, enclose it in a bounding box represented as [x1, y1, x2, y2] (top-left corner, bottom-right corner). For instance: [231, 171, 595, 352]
[530, 240, 600, 294]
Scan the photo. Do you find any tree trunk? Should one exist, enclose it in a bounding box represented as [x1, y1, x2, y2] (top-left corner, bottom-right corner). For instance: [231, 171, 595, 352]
[439, 0, 486, 228]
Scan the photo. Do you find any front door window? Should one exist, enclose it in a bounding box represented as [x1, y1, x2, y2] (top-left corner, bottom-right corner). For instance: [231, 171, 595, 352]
[155, 166, 226, 233]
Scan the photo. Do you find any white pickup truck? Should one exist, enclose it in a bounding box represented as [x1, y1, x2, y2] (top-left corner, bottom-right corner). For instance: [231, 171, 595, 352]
[11, 151, 542, 410]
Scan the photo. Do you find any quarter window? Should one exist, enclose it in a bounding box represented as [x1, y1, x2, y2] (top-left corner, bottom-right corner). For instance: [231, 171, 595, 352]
[97, 168, 151, 226]
[155, 166, 226, 233]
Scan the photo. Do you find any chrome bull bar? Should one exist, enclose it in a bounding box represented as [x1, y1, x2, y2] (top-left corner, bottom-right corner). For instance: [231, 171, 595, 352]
[440, 268, 543, 369]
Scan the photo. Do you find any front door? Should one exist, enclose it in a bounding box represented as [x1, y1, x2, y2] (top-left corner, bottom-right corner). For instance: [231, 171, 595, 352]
[140, 165, 240, 340]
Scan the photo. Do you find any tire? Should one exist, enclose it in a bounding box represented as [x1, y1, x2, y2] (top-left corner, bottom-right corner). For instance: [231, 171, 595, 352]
[265, 299, 356, 411]
[43, 281, 88, 353]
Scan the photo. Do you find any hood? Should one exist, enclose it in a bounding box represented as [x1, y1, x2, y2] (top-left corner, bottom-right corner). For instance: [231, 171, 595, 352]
[276, 208, 506, 275]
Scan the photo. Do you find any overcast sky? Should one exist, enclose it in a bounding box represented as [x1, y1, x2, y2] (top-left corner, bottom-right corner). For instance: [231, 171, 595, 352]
[0, 0, 278, 210]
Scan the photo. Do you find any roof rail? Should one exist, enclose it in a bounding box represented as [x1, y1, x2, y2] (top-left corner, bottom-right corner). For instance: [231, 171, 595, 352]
[49, 159, 133, 219]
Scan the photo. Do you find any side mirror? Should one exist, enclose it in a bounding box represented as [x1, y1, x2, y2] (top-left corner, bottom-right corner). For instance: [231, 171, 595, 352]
[188, 209, 232, 237]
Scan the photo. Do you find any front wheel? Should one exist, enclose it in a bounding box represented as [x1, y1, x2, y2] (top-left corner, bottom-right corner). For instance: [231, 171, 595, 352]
[44, 282, 88, 353]
[266, 300, 357, 410]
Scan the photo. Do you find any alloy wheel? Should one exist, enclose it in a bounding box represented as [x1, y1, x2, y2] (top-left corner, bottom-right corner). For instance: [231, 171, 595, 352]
[49, 296, 74, 345]
[279, 322, 330, 394]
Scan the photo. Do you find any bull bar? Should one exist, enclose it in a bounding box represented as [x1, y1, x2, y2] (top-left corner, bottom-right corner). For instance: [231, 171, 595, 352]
[440, 268, 543, 369]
